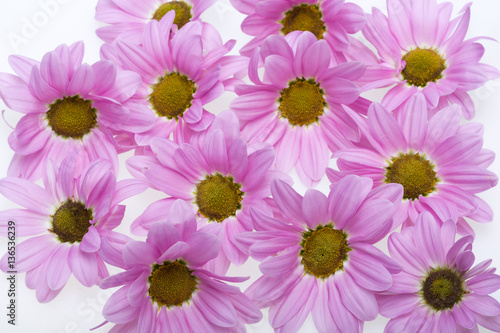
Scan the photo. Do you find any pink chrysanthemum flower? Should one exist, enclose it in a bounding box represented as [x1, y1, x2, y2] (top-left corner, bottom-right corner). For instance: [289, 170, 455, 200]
[127, 111, 287, 269]
[101, 13, 244, 146]
[95, 0, 216, 44]
[0, 158, 146, 302]
[99, 199, 262, 332]
[379, 211, 500, 332]
[239, 175, 403, 332]
[0, 42, 147, 181]
[360, 0, 500, 118]
[230, 0, 365, 59]
[329, 94, 498, 231]
[231, 31, 366, 186]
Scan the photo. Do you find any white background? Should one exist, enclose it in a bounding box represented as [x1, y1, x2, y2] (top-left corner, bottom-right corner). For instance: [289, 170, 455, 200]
[0, 0, 499, 332]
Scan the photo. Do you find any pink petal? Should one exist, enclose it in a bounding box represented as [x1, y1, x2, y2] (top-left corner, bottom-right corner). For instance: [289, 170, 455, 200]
[302, 189, 329, 228]
[336, 271, 378, 321]
[378, 294, 419, 318]
[80, 225, 101, 253]
[102, 285, 141, 324]
[40, 52, 69, 93]
[183, 231, 219, 266]
[347, 252, 392, 291]
[270, 276, 315, 327]
[123, 241, 159, 269]
[68, 246, 98, 287]
[46, 244, 71, 290]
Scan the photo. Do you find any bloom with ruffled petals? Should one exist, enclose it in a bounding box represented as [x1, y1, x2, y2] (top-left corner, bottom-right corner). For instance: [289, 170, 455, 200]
[99, 199, 262, 332]
[239, 175, 403, 332]
[230, 0, 365, 59]
[0, 42, 148, 180]
[127, 111, 288, 270]
[231, 31, 366, 186]
[102, 13, 245, 146]
[359, 0, 499, 118]
[0, 158, 146, 302]
[379, 211, 500, 332]
[330, 94, 497, 231]
[95, 0, 216, 44]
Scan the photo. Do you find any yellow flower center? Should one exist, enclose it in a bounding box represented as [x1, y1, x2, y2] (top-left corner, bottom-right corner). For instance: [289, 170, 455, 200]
[422, 268, 465, 311]
[49, 200, 93, 243]
[152, 1, 192, 29]
[300, 225, 350, 278]
[282, 4, 326, 39]
[195, 174, 243, 222]
[279, 79, 325, 126]
[148, 260, 198, 308]
[385, 153, 438, 200]
[150, 73, 196, 120]
[46, 96, 97, 139]
[401, 48, 445, 87]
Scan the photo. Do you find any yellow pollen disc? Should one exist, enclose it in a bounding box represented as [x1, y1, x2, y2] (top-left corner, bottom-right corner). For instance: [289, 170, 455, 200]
[422, 268, 465, 311]
[150, 73, 195, 120]
[300, 225, 350, 278]
[148, 261, 198, 308]
[46, 96, 97, 139]
[282, 4, 326, 39]
[401, 48, 445, 87]
[152, 1, 192, 28]
[195, 174, 243, 222]
[279, 79, 325, 126]
[49, 200, 93, 243]
[385, 153, 438, 200]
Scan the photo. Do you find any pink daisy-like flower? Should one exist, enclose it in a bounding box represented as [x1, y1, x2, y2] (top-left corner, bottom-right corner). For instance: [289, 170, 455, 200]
[329, 94, 498, 231]
[231, 31, 365, 186]
[99, 199, 262, 332]
[0, 42, 147, 181]
[359, 0, 500, 118]
[101, 13, 245, 146]
[95, 0, 216, 44]
[127, 111, 287, 269]
[239, 175, 403, 332]
[379, 211, 500, 332]
[230, 0, 365, 59]
[0, 158, 146, 302]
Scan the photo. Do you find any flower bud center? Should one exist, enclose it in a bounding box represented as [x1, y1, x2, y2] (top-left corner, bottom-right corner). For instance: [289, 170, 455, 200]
[150, 73, 196, 119]
[282, 4, 325, 39]
[279, 79, 325, 126]
[401, 48, 445, 87]
[46, 96, 97, 139]
[50, 200, 93, 243]
[152, 1, 192, 29]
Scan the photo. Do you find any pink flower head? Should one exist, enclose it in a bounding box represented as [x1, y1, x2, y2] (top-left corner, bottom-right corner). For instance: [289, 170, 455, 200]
[127, 111, 288, 269]
[360, 0, 500, 118]
[95, 0, 216, 44]
[0, 42, 146, 181]
[240, 175, 403, 332]
[101, 13, 245, 146]
[0, 158, 146, 302]
[231, 31, 366, 186]
[99, 199, 262, 332]
[379, 211, 500, 332]
[329, 94, 498, 231]
[230, 0, 366, 59]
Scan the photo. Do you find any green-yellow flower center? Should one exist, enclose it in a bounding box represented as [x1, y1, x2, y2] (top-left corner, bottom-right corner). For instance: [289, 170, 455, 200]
[148, 260, 198, 308]
[46, 96, 97, 139]
[422, 268, 465, 311]
[279, 79, 325, 126]
[50, 200, 93, 243]
[300, 225, 350, 278]
[195, 174, 244, 222]
[282, 4, 326, 39]
[152, 1, 192, 29]
[401, 48, 446, 87]
[150, 73, 196, 120]
[385, 153, 438, 200]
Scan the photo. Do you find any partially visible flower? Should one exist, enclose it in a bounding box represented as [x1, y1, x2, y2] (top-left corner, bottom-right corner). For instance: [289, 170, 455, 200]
[100, 199, 262, 332]
[329, 94, 497, 230]
[127, 111, 288, 270]
[0, 158, 146, 302]
[95, 0, 216, 44]
[101, 13, 245, 146]
[231, 31, 365, 186]
[359, 0, 499, 118]
[240, 175, 403, 332]
[379, 211, 500, 332]
[0, 42, 148, 181]
[230, 0, 365, 59]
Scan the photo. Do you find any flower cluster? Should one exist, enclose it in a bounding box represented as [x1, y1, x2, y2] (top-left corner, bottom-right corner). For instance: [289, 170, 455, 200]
[0, 0, 499, 332]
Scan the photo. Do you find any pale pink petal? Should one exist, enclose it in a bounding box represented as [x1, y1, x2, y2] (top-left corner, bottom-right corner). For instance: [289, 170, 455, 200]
[103, 285, 141, 324]
[336, 271, 378, 321]
[80, 225, 102, 253]
[68, 246, 98, 287]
